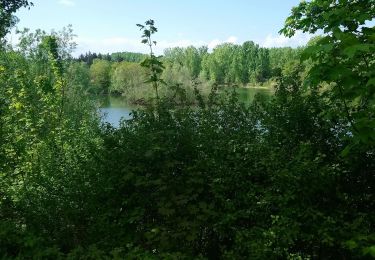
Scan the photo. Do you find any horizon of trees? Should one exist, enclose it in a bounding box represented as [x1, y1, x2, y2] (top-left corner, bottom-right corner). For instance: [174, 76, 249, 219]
[73, 42, 304, 101]
[76, 51, 147, 65]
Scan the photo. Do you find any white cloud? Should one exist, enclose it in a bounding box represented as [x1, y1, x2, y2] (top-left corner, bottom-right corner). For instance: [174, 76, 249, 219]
[207, 39, 221, 49]
[58, 0, 75, 7]
[226, 36, 238, 44]
[101, 37, 137, 46]
[74, 36, 150, 56]
[261, 31, 312, 48]
[157, 39, 204, 49]
[207, 36, 238, 50]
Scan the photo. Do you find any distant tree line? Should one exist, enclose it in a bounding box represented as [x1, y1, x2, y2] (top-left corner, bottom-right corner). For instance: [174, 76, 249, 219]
[71, 43, 303, 100]
[76, 51, 147, 65]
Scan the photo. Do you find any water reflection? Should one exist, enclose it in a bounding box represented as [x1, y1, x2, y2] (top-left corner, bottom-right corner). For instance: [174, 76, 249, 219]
[235, 87, 272, 104]
[97, 95, 135, 127]
[98, 88, 272, 127]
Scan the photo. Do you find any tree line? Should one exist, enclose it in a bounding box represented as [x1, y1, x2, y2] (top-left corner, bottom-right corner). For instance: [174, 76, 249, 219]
[77, 51, 147, 65]
[71, 43, 302, 103]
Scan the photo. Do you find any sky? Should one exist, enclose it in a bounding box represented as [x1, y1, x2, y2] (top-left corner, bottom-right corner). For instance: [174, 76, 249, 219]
[13, 0, 311, 56]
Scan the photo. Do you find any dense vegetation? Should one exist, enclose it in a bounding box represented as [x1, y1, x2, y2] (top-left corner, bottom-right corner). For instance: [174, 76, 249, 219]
[71, 41, 302, 103]
[77, 51, 147, 65]
[0, 0, 374, 259]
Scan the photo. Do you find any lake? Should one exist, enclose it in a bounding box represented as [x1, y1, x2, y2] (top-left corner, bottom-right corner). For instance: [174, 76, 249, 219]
[99, 87, 272, 127]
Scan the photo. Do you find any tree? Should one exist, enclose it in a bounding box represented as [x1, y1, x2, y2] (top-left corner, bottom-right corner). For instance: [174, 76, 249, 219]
[184, 46, 203, 79]
[110, 61, 146, 95]
[255, 48, 270, 82]
[201, 43, 235, 84]
[137, 19, 165, 100]
[280, 0, 375, 150]
[89, 59, 111, 94]
[67, 61, 90, 92]
[163, 46, 206, 80]
[268, 47, 302, 77]
[0, 0, 32, 41]
[111, 51, 146, 63]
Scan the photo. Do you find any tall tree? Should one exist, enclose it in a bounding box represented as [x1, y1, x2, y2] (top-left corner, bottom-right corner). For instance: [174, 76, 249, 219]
[89, 59, 111, 94]
[281, 0, 375, 150]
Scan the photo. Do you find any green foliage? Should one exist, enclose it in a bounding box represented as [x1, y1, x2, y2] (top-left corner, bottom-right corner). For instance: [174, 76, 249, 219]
[268, 47, 302, 77]
[201, 41, 272, 85]
[74, 37, 299, 104]
[110, 62, 146, 93]
[67, 61, 91, 92]
[110, 51, 147, 63]
[72, 32, 304, 104]
[0, 28, 102, 258]
[137, 19, 165, 100]
[89, 58, 111, 94]
[93, 76, 373, 258]
[77, 51, 146, 65]
[1, 2, 374, 259]
[163, 46, 207, 79]
[0, 0, 32, 41]
[109, 61, 151, 103]
[280, 0, 375, 151]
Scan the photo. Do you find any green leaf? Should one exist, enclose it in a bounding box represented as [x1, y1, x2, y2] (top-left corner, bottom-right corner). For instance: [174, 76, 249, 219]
[343, 44, 374, 58]
[363, 246, 375, 257]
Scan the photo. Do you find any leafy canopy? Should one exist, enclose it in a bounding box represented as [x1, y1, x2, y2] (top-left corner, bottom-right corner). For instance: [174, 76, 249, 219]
[281, 0, 375, 151]
[0, 0, 33, 40]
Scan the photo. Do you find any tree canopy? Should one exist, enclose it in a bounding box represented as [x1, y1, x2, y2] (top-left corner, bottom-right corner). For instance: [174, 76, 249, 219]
[0, 0, 32, 40]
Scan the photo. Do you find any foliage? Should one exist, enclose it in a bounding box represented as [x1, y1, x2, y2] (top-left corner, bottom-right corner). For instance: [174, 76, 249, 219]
[137, 19, 165, 100]
[201, 41, 271, 85]
[73, 40, 301, 102]
[0, 0, 32, 41]
[110, 61, 146, 94]
[268, 47, 302, 77]
[76, 51, 146, 65]
[163, 45, 207, 79]
[90, 75, 373, 258]
[0, 2, 374, 259]
[280, 0, 375, 151]
[89, 58, 111, 94]
[0, 28, 102, 258]
[110, 51, 147, 63]
[67, 61, 90, 92]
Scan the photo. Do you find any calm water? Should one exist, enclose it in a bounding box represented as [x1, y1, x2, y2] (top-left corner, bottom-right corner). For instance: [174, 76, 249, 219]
[235, 87, 272, 104]
[98, 96, 136, 127]
[99, 88, 272, 127]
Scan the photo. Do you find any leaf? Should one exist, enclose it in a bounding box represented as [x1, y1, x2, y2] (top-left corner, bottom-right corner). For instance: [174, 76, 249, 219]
[341, 144, 352, 157]
[343, 44, 374, 58]
[301, 45, 321, 61]
[366, 78, 375, 87]
[363, 246, 375, 257]
[345, 240, 358, 250]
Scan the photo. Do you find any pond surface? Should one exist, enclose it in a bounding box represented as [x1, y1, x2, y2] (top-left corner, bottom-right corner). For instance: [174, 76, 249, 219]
[98, 87, 272, 127]
[98, 96, 136, 127]
[235, 87, 272, 104]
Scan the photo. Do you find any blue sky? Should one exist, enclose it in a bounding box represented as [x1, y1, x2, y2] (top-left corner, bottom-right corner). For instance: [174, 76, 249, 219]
[14, 0, 311, 55]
